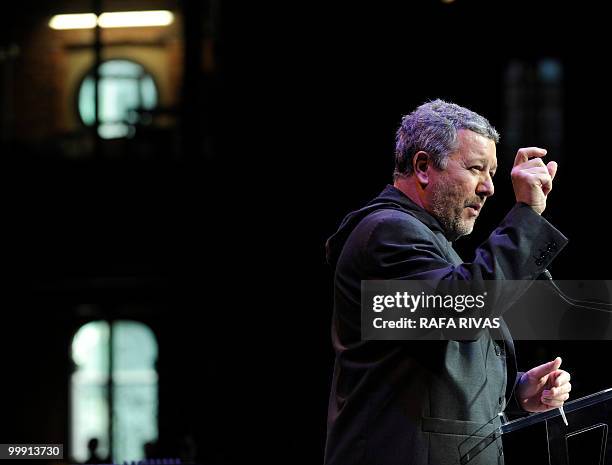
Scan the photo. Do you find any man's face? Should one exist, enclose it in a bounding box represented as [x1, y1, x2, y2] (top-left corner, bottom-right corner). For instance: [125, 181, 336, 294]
[426, 130, 497, 240]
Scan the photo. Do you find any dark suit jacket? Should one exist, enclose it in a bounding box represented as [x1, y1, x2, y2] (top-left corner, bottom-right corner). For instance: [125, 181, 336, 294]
[324, 185, 568, 465]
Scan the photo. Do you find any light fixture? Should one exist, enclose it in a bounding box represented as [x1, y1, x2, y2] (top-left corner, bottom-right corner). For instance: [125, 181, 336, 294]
[49, 13, 97, 30]
[49, 10, 174, 30]
[98, 11, 174, 28]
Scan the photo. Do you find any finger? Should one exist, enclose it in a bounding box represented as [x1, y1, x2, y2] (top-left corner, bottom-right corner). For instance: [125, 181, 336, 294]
[516, 158, 547, 170]
[514, 147, 547, 167]
[553, 371, 571, 387]
[542, 390, 570, 402]
[541, 396, 561, 405]
[543, 382, 572, 397]
[541, 394, 569, 406]
[528, 357, 562, 379]
[522, 166, 553, 177]
[541, 174, 553, 195]
[547, 161, 558, 181]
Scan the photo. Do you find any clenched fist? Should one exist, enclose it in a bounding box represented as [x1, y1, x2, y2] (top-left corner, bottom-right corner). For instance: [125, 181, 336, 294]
[511, 147, 558, 215]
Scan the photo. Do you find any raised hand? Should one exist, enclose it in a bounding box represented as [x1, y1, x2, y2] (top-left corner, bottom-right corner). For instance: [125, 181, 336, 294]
[511, 147, 557, 215]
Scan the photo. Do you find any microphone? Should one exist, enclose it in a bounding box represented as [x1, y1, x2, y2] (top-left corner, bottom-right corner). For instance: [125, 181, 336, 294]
[540, 269, 612, 313]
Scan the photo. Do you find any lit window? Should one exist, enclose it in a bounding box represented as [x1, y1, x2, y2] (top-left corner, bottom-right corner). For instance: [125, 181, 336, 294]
[71, 320, 158, 463]
[78, 59, 158, 139]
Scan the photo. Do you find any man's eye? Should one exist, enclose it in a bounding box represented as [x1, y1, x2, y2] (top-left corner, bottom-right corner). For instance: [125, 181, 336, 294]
[470, 166, 483, 172]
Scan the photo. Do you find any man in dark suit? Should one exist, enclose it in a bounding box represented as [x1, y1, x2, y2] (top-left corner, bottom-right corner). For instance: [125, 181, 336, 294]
[324, 100, 572, 465]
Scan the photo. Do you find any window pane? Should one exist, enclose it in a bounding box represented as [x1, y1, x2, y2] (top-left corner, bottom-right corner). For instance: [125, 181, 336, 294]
[141, 76, 157, 109]
[99, 60, 143, 78]
[112, 321, 158, 464]
[78, 78, 96, 126]
[71, 321, 110, 463]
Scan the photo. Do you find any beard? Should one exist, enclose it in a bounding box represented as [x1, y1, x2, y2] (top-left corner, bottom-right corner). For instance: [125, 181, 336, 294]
[430, 182, 481, 241]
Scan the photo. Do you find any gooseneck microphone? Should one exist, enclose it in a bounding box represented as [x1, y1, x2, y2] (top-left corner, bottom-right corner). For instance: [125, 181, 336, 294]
[539, 269, 612, 427]
[541, 269, 612, 313]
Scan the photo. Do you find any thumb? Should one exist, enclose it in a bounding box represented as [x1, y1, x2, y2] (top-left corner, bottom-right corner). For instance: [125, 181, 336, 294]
[528, 356, 562, 379]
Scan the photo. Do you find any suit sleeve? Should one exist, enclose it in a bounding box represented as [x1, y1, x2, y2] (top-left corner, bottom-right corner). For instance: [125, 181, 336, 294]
[504, 371, 530, 417]
[363, 203, 567, 281]
[361, 203, 568, 321]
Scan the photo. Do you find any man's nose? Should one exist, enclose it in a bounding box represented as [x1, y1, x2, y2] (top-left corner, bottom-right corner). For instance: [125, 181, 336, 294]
[477, 178, 494, 197]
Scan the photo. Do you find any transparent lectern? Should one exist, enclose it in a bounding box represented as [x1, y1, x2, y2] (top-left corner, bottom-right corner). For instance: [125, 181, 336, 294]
[460, 388, 612, 465]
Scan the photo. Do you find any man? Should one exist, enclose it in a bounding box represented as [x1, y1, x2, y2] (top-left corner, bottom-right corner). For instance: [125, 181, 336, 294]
[324, 100, 572, 465]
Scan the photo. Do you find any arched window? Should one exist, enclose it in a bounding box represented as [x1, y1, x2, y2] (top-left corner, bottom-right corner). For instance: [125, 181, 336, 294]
[71, 320, 158, 463]
[78, 59, 158, 139]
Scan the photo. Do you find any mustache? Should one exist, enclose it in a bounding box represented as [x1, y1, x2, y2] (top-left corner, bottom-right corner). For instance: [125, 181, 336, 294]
[464, 198, 485, 207]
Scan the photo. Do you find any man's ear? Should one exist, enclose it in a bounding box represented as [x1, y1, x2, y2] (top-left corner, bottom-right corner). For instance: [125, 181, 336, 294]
[413, 151, 430, 187]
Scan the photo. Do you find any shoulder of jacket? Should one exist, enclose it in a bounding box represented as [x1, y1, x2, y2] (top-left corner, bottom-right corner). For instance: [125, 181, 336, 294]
[358, 208, 432, 236]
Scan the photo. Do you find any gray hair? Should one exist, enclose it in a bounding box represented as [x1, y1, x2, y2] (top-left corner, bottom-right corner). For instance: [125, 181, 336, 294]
[394, 99, 500, 179]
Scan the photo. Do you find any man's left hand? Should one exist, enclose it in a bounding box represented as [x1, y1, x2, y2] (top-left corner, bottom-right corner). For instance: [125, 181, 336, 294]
[517, 356, 571, 412]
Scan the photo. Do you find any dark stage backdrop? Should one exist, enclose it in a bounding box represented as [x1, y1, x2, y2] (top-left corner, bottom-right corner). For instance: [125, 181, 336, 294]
[2, 1, 612, 464]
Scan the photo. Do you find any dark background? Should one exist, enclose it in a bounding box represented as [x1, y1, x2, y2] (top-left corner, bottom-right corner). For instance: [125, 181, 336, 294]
[2, 0, 611, 464]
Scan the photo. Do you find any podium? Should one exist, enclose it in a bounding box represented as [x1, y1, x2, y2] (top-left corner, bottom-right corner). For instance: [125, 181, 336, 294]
[461, 388, 612, 465]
